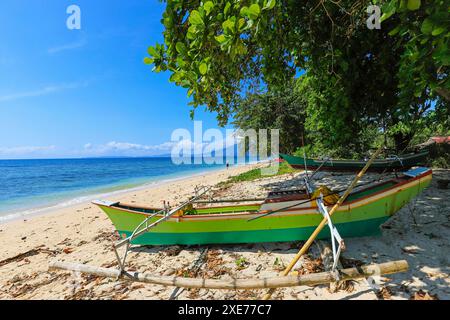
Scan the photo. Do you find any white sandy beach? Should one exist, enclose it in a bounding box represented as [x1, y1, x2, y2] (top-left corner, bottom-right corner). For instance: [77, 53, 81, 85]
[0, 164, 448, 300]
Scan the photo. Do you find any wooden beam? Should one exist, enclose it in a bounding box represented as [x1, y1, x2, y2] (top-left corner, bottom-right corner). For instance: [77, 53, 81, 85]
[49, 260, 408, 290]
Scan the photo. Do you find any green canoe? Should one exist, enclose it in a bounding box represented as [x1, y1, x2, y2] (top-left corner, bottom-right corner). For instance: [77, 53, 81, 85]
[279, 150, 429, 172]
[94, 167, 432, 246]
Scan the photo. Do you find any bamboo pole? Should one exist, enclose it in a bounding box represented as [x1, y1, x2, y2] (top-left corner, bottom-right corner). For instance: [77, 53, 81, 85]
[262, 145, 385, 300]
[49, 259, 407, 290]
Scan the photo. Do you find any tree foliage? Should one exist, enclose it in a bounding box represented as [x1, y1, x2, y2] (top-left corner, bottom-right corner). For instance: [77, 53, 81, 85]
[232, 81, 306, 154]
[145, 0, 449, 155]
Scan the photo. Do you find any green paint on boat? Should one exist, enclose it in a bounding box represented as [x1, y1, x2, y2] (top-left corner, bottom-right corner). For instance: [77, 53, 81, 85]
[280, 151, 429, 172]
[98, 171, 431, 245]
[118, 216, 389, 245]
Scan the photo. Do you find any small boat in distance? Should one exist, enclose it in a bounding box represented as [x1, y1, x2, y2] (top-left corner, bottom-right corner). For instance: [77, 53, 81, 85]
[93, 167, 432, 246]
[280, 150, 429, 172]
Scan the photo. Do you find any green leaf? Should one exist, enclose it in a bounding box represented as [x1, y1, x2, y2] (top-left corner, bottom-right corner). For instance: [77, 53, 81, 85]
[224, 2, 231, 16]
[380, 0, 397, 23]
[388, 25, 401, 36]
[433, 43, 450, 65]
[248, 4, 261, 20]
[431, 26, 445, 36]
[398, 0, 408, 12]
[189, 10, 204, 25]
[187, 31, 195, 40]
[203, 1, 214, 15]
[264, 0, 276, 10]
[147, 46, 158, 57]
[175, 42, 187, 54]
[169, 72, 181, 83]
[143, 57, 153, 65]
[340, 61, 349, 72]
[240, 6, 249, 17]
[222, 19, 235, 34]
[407, 0, 421, 11]
[420, 18, 433, 35]
[238, 18, 246, 31]
[215, 34, 227, 44]
[199, 63, 208, 75]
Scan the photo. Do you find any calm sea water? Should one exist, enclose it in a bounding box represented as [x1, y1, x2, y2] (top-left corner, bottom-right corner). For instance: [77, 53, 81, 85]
[0, 157, 225, 221]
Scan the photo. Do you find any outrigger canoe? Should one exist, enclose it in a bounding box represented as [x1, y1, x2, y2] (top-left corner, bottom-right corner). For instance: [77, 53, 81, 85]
[94, 167, 432, 246]
[280, 150, 429, 172]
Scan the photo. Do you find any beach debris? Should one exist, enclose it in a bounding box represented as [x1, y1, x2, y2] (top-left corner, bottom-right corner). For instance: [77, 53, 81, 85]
[130, 283, 145, 290]
[0, 246, 58, 267]
[170, 248, 209, 300]
[7, 273, 69, 299]
[205, 250, 224, 272]
[57, 238, 72, 246]
[92, 230, 120, 243]
[402, 246, 420, 255]
[234, 256, 249, 270]
[66, 288, 95, 300]
[376, 286, 393, 300]
[295, 255, 324, 276]
[340, 256, 365, 268]
[163, 268, 176, 276]
[100, 261, 119, 268]
[410, 290, 439, 300]
[63, 248, 74, 254]
[21, 236, 27, 241]
[272, 257, 285, 271]
[164, 245, 182, 256]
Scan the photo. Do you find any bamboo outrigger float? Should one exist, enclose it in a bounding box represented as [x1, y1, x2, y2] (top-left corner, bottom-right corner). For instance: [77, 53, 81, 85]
[49, 259, 409, 290]
[48, 146, 431, 296]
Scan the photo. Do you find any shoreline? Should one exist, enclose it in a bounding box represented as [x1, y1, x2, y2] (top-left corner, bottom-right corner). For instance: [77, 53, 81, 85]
[0, 163, 249, 225]
[0, 165, 447, 300]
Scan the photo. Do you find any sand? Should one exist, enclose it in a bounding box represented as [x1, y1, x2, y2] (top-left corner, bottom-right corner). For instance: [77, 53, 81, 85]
[0, 164, 448, 300]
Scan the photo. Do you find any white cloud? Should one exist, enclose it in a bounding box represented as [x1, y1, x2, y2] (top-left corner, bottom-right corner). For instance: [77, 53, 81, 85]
[0, 145, 56, 158]
[47, 38, 87, 54]
[0, 81, 89, 103]
[105, 141, 175, 152]
[81, 141, 177, 157]
[80, 137, 236, 157]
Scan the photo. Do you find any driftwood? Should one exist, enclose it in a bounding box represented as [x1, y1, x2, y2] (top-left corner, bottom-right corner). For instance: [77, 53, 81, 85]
[49, 260, 408, 290]
[0, 246, 57, 267]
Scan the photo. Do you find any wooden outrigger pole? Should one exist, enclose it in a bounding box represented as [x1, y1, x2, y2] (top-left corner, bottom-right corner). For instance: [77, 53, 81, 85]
[49, 259, 408, 290]
[262, 145, 385, 300]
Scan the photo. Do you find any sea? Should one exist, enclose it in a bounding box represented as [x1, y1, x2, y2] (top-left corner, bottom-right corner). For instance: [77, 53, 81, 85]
[0, 157, 237, 223]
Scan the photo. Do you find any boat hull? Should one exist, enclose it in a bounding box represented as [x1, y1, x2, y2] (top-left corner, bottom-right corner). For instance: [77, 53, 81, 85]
[280, 151, 429, 172]
[115, 216, 389, 245]
[97, 170, 432, 245]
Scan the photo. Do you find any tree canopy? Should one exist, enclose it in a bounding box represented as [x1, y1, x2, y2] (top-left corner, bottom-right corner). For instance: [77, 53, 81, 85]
[145, 0, 449, 155]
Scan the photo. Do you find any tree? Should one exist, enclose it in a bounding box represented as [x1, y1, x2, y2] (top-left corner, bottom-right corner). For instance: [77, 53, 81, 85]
[145, 0, 449, 153]
[233, 81, 306, 154]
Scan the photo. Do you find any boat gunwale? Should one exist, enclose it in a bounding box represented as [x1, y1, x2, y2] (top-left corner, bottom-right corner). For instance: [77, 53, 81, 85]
[95, 169, 432, 219]
[280, 151, 429, 166]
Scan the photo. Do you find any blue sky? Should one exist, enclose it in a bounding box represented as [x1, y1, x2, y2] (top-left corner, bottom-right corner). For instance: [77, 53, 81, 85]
[0, 0, 231, 159]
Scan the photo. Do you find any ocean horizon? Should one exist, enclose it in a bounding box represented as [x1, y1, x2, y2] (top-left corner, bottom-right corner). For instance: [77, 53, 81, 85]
[0, 157, 243, 222]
